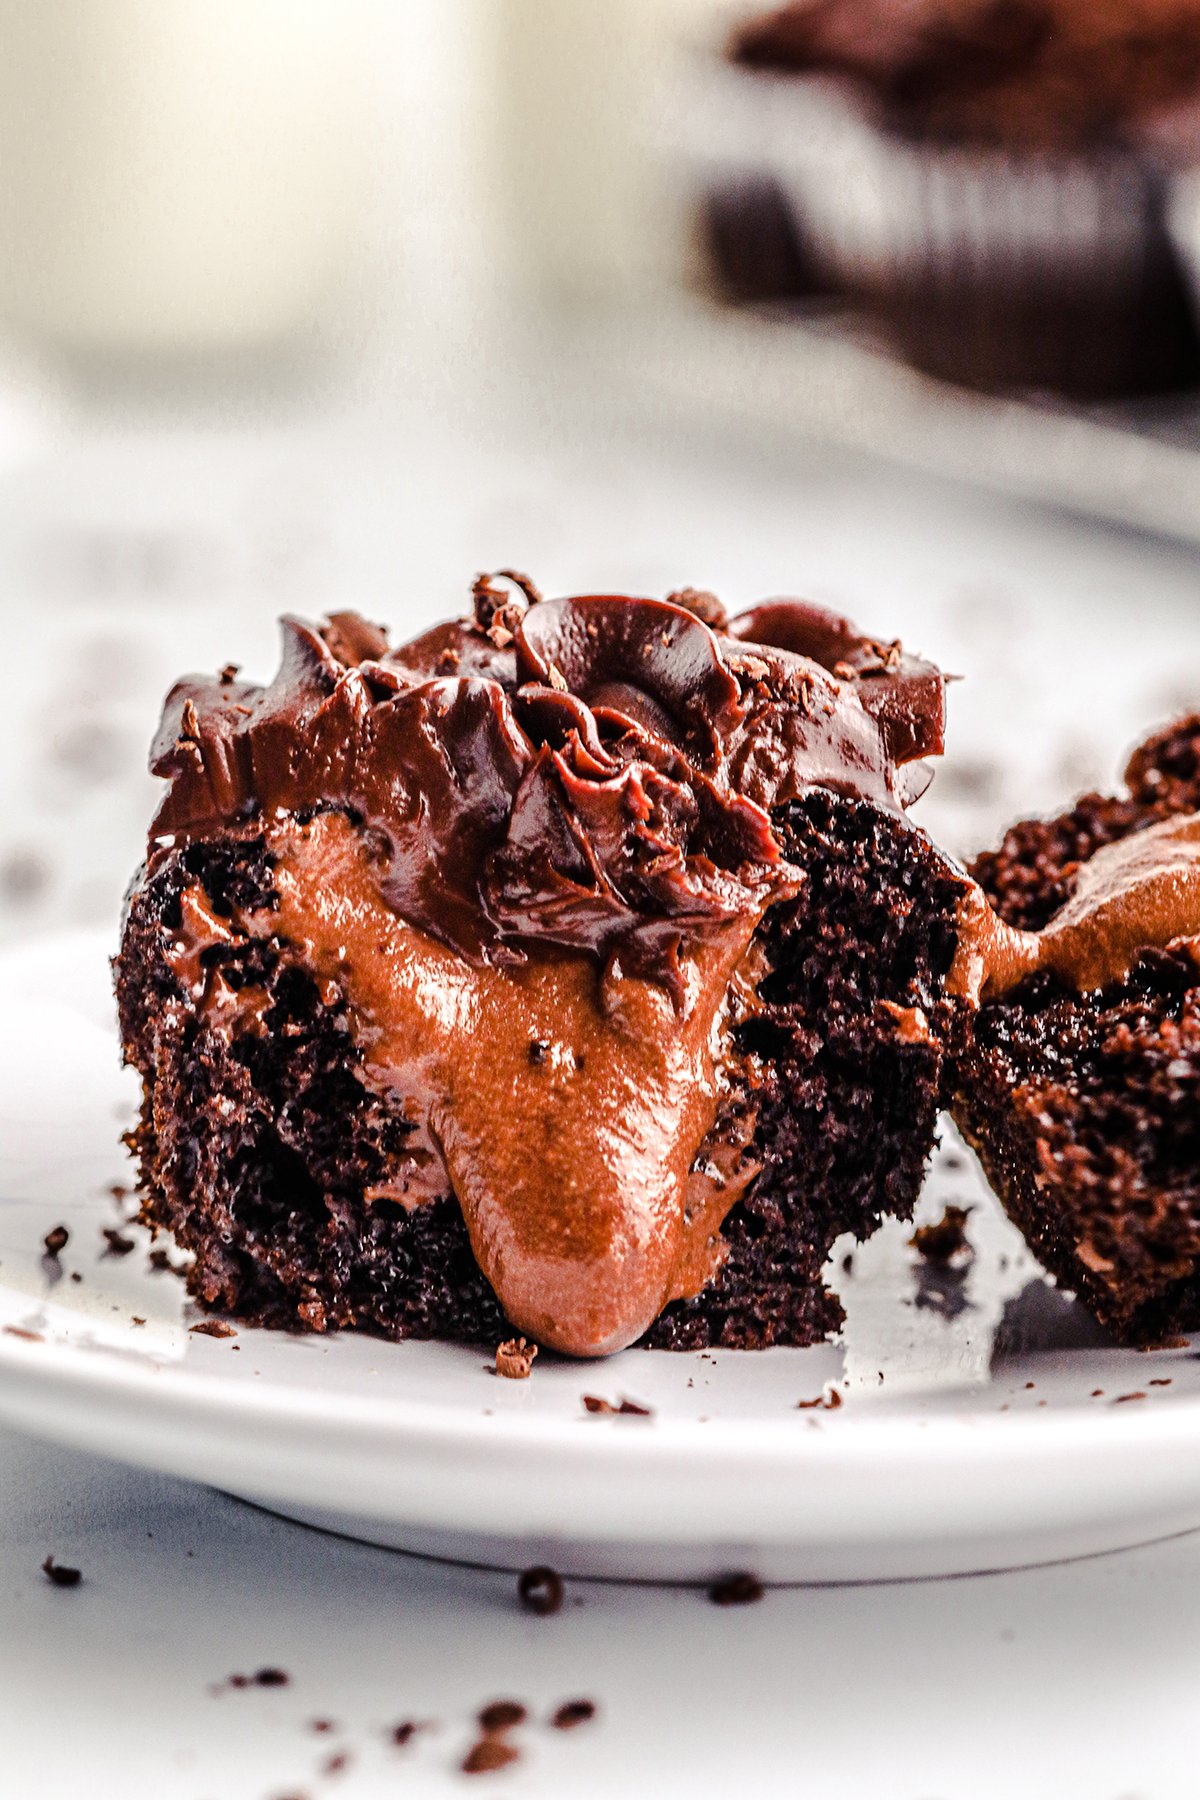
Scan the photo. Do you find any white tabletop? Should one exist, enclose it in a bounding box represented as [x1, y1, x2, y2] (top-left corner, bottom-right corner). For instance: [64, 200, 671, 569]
[0, 1417, 1191, 1800]
[2, 314, 1199, 1798]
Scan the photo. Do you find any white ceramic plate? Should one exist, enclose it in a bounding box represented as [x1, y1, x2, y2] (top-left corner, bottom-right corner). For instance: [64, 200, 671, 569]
[3, 929, 1200, 1584]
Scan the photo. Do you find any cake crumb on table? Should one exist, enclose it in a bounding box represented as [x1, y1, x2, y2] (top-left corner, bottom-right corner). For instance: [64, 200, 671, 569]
[41, 1555, 81, 1588]
[551, 1700, 597, 1730]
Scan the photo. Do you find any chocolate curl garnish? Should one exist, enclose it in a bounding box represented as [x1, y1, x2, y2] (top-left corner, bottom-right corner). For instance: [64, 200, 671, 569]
[472, 570, 543, 647]
[729, 601, 945, 767]
[516, 596, 743, 769]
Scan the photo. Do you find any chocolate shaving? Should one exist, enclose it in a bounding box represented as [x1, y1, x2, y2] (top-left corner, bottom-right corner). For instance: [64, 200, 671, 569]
[42, 1555, 82, 1588]
[495, 1337, 537, 1379]
[43, 1225, 69, 1256]
[1113, 1391, 1148, 1404]
[517, 1566, 563, 1616]
[707, 1572, 764, 1606]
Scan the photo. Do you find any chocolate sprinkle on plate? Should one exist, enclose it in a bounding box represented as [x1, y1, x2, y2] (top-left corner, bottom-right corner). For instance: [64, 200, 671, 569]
[517, 1566, 563, 1616]
[581, 1395, 653, 1416]
[494, 1336, 537, 1379]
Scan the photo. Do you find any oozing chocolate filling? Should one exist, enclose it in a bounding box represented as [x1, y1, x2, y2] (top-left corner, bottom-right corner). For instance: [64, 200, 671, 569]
[952, 810, 1200, 1002]
[144, 583, 945, 1356]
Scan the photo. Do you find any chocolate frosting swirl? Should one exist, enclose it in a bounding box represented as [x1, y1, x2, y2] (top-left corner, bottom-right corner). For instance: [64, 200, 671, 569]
[148, 583, 945, 992]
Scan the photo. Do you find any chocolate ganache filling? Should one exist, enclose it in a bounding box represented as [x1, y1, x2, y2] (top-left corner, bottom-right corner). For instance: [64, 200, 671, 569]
[148, 580, 946, 1355]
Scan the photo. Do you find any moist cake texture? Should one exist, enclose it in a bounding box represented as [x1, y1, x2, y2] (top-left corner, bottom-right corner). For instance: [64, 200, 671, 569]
[949, 714, 1200, 1344]
[115, 576, 964, 1356]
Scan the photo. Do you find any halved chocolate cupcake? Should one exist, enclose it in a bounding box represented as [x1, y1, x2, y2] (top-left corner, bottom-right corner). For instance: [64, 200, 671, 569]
[949, 714, 1200, 1344]
[115, 576, 964, 1357]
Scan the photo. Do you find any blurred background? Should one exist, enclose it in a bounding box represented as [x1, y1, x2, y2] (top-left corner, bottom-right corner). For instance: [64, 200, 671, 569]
[6, 0, 1200, 951]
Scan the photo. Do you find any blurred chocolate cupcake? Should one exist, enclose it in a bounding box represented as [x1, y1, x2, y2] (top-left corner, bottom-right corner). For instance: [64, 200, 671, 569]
[727, 0, 1200, 397]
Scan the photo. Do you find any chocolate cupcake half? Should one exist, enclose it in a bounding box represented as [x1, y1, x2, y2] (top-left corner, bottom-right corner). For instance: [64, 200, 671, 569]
[115, 577, 967, 1358]
[949, 714, 1200, 1345]
[726, 0, 1200, 397]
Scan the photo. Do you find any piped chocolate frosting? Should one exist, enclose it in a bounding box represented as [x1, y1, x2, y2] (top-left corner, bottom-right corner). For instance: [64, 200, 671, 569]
[149, 581, 945, 996]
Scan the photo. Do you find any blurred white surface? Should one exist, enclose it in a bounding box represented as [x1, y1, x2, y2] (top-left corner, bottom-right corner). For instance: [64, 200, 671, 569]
[2, 1419, 1196, 1800]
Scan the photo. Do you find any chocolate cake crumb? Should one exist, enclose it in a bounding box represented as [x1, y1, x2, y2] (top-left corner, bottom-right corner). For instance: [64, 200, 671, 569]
[69, 1271, 82, 1283]
[42, 1555, 81, 1588]
[478, 1701, 527, 1732]
[796, 1388, 842, 1410]
[321, 1752, 350, 1777]
[909, 1206, 973, 1263]
[100, 1226, 135, 1258]
[495, 1337, 537, 1379]
[665, 587, 727, 629]
[390, 1721, 429, 1747]
[219, 663, 240, 684]
[707, 1572, 764, 1606]
[309, 1719, 336, 1734]
[518, 1566, 563, 1616]
[462, 1737, 519, 1775]
[190, 1319, 237, 1338]
[581, 1395, 653, 1416]
[551, 1700, 596, 1731]
[43, 1225, 69, 1256]
[1091, 1388, 1105, 1397]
